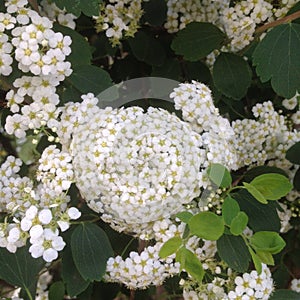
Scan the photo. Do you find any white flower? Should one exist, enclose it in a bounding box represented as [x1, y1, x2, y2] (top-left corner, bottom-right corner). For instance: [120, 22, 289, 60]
[291, 278, 300, 293]
[67, 207, 81, 219]
[38, 209, 52, 224]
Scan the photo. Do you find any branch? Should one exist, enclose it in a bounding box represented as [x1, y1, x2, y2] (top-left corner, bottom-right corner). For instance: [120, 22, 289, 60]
[255, 10, 300, 35]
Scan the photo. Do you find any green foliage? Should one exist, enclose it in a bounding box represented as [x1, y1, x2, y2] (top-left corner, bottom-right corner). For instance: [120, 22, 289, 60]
[0, 245, 45, 300]
[248, 247, 262, 274]
[143, 0, 167, 26]
[250, 231, 286, 254]
[188, 211, 224, 240]
[243, 182, 268, 204]
[253, 23, 300, 98]
[171, 22, 225, 61]
[286, 142, 300, 164]
[222, 196, 240, 226]
[213, 52, 252, 100]
[269, 290, 300, 299]
[217, 234, 251, 272]
[49, 281, 65, 300]
[230, 211, 248, 236]
[207, 163, 232, 188]
[53, 0, 101, 17]
[71, 223, 113, 281]
[159, 236, 182, 258]
[175, 211, 193, 223]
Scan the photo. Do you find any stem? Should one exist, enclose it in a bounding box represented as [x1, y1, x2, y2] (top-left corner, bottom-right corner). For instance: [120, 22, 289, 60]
[120, 237, 135, 258]
[24, 287, 33, 300]
[255, 10, 300, 35]
[28, 0, 40, 13]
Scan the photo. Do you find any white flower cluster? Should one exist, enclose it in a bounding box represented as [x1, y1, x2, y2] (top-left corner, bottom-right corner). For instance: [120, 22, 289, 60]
[291, 278, 300, 293]
[70, 99, 204, 234]
[94, 0, 143, 46]
[39, 0, 77, 29]
[282, 93, 300, 125]
[1, 0, 73, 139]
[0, 152, 80, 262]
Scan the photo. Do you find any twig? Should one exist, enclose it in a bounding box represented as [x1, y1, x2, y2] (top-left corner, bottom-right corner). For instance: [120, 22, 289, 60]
[255, 10, 300, 35]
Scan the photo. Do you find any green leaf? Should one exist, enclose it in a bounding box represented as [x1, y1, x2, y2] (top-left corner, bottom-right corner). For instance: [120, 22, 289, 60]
[71, 223, 114, 281]
[242, 166, 288, 183]
[188, 211, 224, 240]
[171, 22, 225, 61]
[151, 58, 181, 80]
[213, 52, 252, 100]
[53, 24, 92, 66]
[233, 190, 281, 232]
[159, 237, 182, 259]
[128, 31, 166, 66]
[184, 61, 211, 83]
[49, 281, 65, 300]
[293, 168, 300, 191]
[176, 247, 204, 282]
[230, 212, 248, 236]
[250, 231, 286, 254]
[286, 142, 300, 164]
[175, 211, 193, 223]
[269, 290, 300, 300]
[62, 244, 90, 297]
[53, 0, 101, 17]
[248, 247, 262, 274]
[250, 173, 293, 200]
[256, 250, 274, 266]
[243, 182, 268, 204]
[18, 135, 39, 164]
[0, 245, 45, 300]
[222, 196, 240, 226]
[68, 65, 112, 95]
[207, 163, 232, 188]
[253, 23, 300, 98]
[217, 234, 250, 272]
[143, 0, 167, 26]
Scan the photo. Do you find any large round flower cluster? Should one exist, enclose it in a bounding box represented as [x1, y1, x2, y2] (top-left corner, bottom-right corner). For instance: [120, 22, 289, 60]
[71, 104, 204, 234]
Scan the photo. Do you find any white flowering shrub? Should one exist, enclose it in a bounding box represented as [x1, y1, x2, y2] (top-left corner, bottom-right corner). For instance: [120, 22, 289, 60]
[0, 0, 300, 299]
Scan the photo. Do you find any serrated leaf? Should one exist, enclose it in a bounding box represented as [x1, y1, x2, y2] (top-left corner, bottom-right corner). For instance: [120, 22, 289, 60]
[176, 247, 204, 282]
[53, 24, 92, 66]
[62, 244, 90, 297]
[175, 211, 193, 223]
[253, 23, 300, 98]
[71, 223, 113, 281]
[213, 52, 252, 100]
[68, 65, 112, 95]
[171, 22, 225, 61]
[188, 211, 224, 240]
[286, 142, 300, 164]
[230, 212, 248, 236]
[217, 234, 250, 272]
[207, 163, 232, 188]
[243, 182, 268, 204]
[250, 173, 293, 200]
[128, 31, 166, 66]
[0, 245, 45, 300]
[233, 190, 281, 232]
[248, 247, 262, 274]
[53, 0, 101, 17]
[250, 231, 286, 254]
[222, 196, 240, 226]
[269, 290, 300, 300]
[159, 237, 182, 259]
[49, 281, 65, 300]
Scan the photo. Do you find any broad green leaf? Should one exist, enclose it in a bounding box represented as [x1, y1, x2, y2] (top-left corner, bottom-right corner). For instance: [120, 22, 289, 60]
[243, 182, 268, 204]
[18, 135, 39, 164]
[53, 24, 92, 66]
[62, 244, 90, 297]
[151, 58, 181, 80]
[71, 223, 114, 281]
[250, 173, 293, 200]
[233, 190, 281, 232]
[49, 281, 65, 300]
[293, 168, 300, 191]
[217, 234, 250, 272]
[269, 290, 300, 300]
[230, 212, 248, 236]
[286, 142, 300, 165]
[171, 22, 225, 61]
[222, 196, 240, 225]
[253, 23, 300, 98]
[250, 231, 286, 254]
[53, 0, 101, 16]
[128, 31, 166, 66]
[207, 163, 232, 188]
[159, 237, 182, 258]
[248, 247, 262, 274]
[184, 61, 211, 83]
[188, 211, 224, 240]
[143, 0, 167, 26]
[0, 245, 45, 300]
[243, 166, 288, 183]
[176, 247, 204, 282]
[175, 211, 193, 223]
[213, 52, 252, 100]
[256, 250, 274, 266]
[68, 65, 112, 95]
